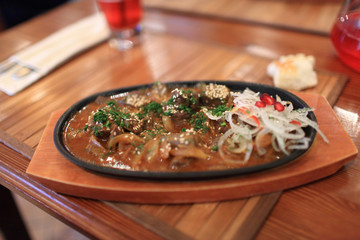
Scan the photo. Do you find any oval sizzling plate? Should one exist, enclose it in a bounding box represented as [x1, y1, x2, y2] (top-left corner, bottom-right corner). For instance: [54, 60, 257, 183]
[54, 81, 317, 180]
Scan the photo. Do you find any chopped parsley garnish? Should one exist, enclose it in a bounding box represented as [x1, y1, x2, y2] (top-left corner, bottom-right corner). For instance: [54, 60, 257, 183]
[178, 103, 193, 115]
[93, 126, 102, 137]
[163, 110, 173, 116]
[190, 112, 208, 132]
[93, 109, 108, 124]
[88, 86, 229, 139]
[90, 101, 132, 135]
[212, 145, 219, 151]
[181, 89, 193, 95]
[107, 101, 117, 107]
[104, 120, 111, 128]
[166, 98, 175, 106]
[143, 101, 163, 115]
[189, 96, 198, 105]
[135, 112, 144, 119]
[182, 90, 198, 105]
[102, 152, 112, 159]
[210, 105, 231, 117]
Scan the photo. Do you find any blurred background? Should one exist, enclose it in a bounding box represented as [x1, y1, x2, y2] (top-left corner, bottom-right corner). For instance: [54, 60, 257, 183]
[0, 0, 70, 31]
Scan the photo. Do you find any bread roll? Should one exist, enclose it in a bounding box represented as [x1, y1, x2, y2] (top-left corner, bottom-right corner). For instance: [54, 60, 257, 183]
[267, 53, 317, 91]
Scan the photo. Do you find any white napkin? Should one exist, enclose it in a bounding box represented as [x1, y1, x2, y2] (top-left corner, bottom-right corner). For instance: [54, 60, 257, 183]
[0, 13, 110, 96]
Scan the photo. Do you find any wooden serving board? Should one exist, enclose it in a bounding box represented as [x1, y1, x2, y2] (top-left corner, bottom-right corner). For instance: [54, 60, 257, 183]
[26, 91, 358, 204]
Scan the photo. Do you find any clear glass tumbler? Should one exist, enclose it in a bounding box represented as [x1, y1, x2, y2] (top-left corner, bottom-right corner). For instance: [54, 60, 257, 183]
[330, 0, 360, 72]
[97, 0, 143, 50]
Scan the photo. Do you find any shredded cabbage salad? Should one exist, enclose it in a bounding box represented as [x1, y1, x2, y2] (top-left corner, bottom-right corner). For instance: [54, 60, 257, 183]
[205, 88, 328, 164]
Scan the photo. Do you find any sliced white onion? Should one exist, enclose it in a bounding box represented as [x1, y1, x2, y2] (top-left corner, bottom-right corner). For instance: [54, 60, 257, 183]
[218, 128, 252, 164]
[221, 88, 329, 159]
[255, 128, 271, 156]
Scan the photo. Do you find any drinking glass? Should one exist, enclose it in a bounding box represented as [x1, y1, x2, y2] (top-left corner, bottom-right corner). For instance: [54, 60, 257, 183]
[330, 0, 360, 72]
[97, 0, 143, 50]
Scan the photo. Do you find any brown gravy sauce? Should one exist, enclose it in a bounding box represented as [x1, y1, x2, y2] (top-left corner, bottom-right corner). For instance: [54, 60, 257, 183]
[63, 83, 283, 172]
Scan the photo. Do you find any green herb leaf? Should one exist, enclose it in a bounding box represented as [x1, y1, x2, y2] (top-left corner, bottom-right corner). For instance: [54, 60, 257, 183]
[212, 145, 219, 151]
[192, 112, 208, 132]
[210, 105, 231, 117]
[143, 101, 163, 115]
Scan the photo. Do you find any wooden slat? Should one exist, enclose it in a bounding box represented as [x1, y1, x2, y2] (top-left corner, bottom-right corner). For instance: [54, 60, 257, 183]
[0, 129, 34, 159]
[174, 202, 219, 236]
[107, 202, 193, 240]
[102, 192, 281, 240]
[140, 204, 192, 226]
[143, 0, 342, 34]
[262, 185, 360, 239]
[223, 192, 281, 240]
[193, 200, 247, 239]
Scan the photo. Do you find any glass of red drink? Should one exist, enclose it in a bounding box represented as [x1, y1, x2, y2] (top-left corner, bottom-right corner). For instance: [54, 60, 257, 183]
[97, 0, 143, 50]
[330, 0, 360, 72]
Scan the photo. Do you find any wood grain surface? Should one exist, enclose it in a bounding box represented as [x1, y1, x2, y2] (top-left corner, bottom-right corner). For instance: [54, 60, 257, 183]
[1, 0, 360, 239]
[143, 0, 342, 35]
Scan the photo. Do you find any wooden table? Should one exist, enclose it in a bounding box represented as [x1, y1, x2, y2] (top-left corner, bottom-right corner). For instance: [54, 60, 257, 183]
[1, 0, 359, 239]
[143, 0, 342, 35]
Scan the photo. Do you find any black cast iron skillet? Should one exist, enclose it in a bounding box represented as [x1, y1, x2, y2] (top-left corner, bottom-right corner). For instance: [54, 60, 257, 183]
[54, 81, 317, 180]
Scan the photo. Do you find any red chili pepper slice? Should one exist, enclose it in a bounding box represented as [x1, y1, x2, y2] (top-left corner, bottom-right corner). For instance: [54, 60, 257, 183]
[238, 107, 261, 127]
[290, 120, 301, 126]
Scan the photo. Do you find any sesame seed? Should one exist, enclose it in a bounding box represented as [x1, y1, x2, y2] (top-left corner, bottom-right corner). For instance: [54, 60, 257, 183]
[125, 94, 150, 107]
[205, 83, 229, 99]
